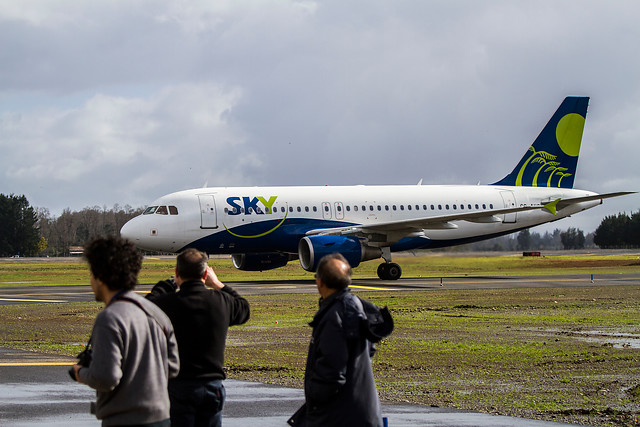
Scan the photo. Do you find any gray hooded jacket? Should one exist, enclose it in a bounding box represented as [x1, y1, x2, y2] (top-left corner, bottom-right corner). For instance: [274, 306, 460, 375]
[78, 291, 180, 426]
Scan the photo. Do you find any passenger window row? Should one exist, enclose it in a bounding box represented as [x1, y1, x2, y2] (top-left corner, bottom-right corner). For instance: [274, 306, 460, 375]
[224, 203, 495, 215]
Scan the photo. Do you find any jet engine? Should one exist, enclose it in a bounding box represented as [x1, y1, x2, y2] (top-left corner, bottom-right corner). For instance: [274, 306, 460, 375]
[232, 252, 290, 271]
[298, 235, 381, 272]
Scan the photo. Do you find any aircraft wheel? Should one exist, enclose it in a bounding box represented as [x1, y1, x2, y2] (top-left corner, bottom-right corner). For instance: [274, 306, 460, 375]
[377, 262, 402, 280]
[377, 263, 388, 280]
[386, 263, 402, 280]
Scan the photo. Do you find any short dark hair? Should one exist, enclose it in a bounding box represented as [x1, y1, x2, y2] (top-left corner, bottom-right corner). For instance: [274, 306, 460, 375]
[176, 248, 208, 281]
[83, 236, 142, 291]
[316, 253, 352, 290]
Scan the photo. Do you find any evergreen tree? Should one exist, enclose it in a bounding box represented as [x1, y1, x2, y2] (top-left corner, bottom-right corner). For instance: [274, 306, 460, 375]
[560, 227, 585, 249]
[594, 213, 632, 248]
[0, 194, 40, 256]
[630, 211, 640, 248]
[516, 229, 531, 250]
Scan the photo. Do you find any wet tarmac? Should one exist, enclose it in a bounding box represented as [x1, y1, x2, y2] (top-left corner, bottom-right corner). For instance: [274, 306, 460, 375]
[0, 348, 585, 427]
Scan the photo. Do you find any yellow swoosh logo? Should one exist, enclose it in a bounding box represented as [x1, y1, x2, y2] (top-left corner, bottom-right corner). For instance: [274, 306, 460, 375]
[223, 207, 289, 238]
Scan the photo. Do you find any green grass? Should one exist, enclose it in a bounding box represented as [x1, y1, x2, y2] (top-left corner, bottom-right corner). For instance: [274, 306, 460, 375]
[2, 253, 640, 287]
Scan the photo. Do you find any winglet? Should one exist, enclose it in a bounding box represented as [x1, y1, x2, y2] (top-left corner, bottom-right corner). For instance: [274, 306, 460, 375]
[544, 199, 560, 215]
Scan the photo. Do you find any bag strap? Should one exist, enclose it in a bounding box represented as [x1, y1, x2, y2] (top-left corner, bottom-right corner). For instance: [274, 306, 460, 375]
[82, 293, 170, 359]
[114, 295, 171, 338]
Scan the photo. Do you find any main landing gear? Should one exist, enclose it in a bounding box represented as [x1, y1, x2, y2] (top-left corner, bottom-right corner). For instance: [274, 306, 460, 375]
[375, 247, 402, 280]
[377, 262, 402, 280]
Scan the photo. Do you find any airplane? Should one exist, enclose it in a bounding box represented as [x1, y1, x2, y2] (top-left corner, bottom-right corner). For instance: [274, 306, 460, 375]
[120, 96, 634, 280]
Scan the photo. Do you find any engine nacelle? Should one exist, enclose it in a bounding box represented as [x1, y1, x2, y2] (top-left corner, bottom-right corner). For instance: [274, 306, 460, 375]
[298, 235, 381, 272]
[232, 252, 290, 271]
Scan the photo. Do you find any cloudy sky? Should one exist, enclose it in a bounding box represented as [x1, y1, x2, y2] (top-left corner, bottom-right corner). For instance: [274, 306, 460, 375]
[1, 0, 639, 234]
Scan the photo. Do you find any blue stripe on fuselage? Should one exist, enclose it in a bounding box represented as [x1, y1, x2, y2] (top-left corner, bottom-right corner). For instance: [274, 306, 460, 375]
[180, 218, 355, 254]
[180, 218, 535, 256]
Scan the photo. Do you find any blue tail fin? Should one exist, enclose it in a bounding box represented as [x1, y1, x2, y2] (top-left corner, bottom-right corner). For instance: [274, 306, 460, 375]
[492, 96, 589, 189]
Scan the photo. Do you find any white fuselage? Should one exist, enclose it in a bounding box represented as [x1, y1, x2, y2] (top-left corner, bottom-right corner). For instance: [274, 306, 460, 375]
[120, 184, 599, 254]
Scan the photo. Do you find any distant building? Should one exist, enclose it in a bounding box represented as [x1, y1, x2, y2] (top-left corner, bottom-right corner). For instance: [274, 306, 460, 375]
[69, 246, 84, 256]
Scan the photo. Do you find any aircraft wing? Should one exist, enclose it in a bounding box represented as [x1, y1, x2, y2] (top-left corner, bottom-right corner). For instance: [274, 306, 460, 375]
[305, 204, 547, 241]
[305, 191, 636, 242]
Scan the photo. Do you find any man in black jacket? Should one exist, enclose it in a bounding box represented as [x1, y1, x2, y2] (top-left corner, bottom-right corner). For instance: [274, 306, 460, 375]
[289, 253, 393, 427]
[147, 248, 250, 427]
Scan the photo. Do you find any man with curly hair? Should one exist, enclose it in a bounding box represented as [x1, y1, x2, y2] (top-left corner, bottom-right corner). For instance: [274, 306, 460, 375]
[71, 235, 180, 427]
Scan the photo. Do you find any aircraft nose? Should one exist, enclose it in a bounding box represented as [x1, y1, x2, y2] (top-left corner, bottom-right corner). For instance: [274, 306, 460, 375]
[120, 213, 181, 253]
[120, 218, 141, 243]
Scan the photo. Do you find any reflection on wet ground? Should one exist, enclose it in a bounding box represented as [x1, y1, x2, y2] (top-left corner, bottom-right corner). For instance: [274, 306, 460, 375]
[0, 375, 585, 427]
[534, 328, 640, 349]
[570, 330, 640, 349]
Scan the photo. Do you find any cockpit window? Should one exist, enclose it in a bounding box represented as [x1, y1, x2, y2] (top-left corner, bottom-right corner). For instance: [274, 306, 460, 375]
[156, 206, 168, 215]
[169, 206, 178, 215]
[144, 206, 158, 215]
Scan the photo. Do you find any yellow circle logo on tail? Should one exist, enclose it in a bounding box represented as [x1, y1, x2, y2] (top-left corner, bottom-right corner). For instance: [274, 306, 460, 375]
[556, 113, 585, 157]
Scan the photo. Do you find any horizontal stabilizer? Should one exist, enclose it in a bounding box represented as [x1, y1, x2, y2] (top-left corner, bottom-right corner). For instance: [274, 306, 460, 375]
[556, 191, 636, 210]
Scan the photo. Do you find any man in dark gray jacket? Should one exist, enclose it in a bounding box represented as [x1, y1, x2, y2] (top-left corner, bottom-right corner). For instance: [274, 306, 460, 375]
[71, 236, 180, 427]
[289, 253, 393, 427]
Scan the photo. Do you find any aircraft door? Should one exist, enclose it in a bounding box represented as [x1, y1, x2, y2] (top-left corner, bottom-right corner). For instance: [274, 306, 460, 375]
[321, 202, 332, 220]
[198, 195, 218, 229]
[500, 191, 517, 223]
[335, 202, 344, 220]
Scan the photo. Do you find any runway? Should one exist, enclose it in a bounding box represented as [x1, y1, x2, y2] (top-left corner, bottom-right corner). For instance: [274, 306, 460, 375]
[1, 272, 639, 305]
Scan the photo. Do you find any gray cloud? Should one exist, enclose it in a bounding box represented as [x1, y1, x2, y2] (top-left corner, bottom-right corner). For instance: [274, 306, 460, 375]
[1, 0, 638, 234]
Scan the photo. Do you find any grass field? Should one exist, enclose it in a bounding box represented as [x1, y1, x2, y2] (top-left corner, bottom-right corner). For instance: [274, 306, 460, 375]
[1, 253, 640, 425]
[2, 251, 640, 286]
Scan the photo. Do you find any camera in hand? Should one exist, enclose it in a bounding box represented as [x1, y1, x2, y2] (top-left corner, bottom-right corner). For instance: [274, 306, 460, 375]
[68, 343, 92, 381]
[76, 346, 93, 367]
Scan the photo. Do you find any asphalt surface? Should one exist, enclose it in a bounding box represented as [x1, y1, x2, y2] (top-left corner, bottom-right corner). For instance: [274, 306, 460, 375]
[0, 348, 584, 427]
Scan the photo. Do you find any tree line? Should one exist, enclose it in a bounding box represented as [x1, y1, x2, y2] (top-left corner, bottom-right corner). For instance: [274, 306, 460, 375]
[0, 193, 638, 257]
[462, 227, 591, 252]
[0, 193, 143, 257]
